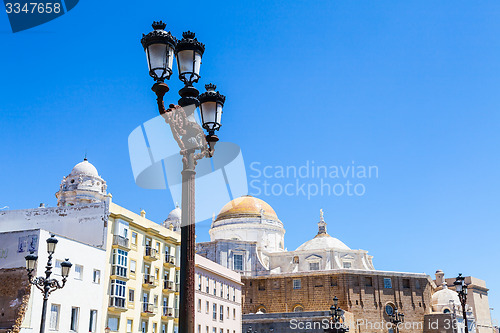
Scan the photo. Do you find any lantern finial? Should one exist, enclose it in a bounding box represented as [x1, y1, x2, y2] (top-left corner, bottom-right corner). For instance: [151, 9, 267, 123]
[152, 21, 166, 30]
[182, 31, 196, 39]
[205, 83, 216, 91]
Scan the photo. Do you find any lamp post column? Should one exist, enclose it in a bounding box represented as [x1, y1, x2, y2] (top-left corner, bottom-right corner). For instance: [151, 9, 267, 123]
[39, 252, 54, 333]
[179, 150, 196, 333]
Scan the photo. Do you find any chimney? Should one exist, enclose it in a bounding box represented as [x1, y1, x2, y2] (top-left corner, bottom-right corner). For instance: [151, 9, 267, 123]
[435, 269, 445, 286]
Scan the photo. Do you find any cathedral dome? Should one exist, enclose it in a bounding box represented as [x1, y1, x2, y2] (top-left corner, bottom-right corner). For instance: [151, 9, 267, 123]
[296, 210, 350, 251]
[215, 195, 279, 222]
[432, 282, 461, 313]
[70, 158, 99, 177]
[167, 207, 181, 221]
[296, 234, 350, 251]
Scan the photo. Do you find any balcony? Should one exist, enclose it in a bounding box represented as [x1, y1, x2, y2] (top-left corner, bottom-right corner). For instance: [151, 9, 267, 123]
[141, 302, 157, 317]
[161, 306, 175, 320]
[163, 280, 175, 294]
[164, 254, 176, 267]
[110, 265, 128, 280]
[108, 296, 127, 312]
[142, 274, 158, 289]
[144, 246, 159, 261]
[112, 235, 130, 250]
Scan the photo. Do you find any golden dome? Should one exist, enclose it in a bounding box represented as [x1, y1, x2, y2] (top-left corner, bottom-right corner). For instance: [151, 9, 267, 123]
[215, 195, 279, 222]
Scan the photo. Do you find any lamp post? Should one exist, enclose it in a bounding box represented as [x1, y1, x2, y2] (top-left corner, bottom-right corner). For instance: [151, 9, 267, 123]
[389, 308, 405, 333]
[454, 273, 469, 333]
[326, 296, 349, 333]
[141, 21, 227, 333]
[24, 234, 72, 333]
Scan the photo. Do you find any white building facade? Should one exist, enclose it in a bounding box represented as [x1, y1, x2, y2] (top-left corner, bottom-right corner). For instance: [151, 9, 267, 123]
[195, 255, 242, 333]
[0, 229, 106, 333]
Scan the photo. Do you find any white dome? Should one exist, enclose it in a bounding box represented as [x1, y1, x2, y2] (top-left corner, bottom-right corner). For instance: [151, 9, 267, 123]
[432, 283, 461, 313]
[70, 158, 99, 177]
[296, 234, 350, 251]
[167, 207, 181, 221]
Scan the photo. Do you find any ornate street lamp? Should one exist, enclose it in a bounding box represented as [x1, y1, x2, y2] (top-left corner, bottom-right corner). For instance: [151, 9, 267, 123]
[454, 273, 469, 333]
[389, 308, 405, 333]
[141, 21, 226, 333]
[24, 234, 72, 333]
[326, 296, 349, 333]
[141, 21, 177, 82]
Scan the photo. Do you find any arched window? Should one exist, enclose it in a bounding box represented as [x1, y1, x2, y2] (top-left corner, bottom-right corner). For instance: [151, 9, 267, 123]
[292, 256, 299, 264]
[293, 305, 304, 312]
[256, 306, 266, 314]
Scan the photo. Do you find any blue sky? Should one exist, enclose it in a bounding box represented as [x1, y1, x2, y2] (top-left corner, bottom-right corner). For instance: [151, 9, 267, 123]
[1, 0, 499, 321]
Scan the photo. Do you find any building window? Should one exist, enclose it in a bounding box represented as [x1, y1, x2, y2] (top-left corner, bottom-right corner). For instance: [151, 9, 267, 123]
[197, 298, 201, 312]
[220, 305, 224, 321]
[49, 304, 60, 330]
[343, 262, 352, 269]
[206, 301, 209, 314]
[213, 303, 217, 320]
[403, 278, 410, 289]
[233, 254, 243, 271]
[198, 325, 201, 333]
[365, 277, 373, 287]
[221, 284, 224, 298]
[198, 274, 202, 291]
[232, 287, 235, 301]
[214, 281, 217, 295]
[110, 279, 126, 308]
[107, 316, 119, 331]
[309, 262, 320, 271]
[220, 329, 223, 333]
[74, 265, 83, 280]
[89, 310, 97, 333]
[212, 328, 216, 333]
[131, 232, 138, 245]
[141, 320, 148, 333]
[384, 278, 392, 289]
[233, 308, 236, 320]
[70, 307, 79, 331]
[206, 277, 210, 293]
[293, 305, 304, 312]
[162, 324, 167, 333]
[206, 326, 209, 333]
[112, 249, 128, 278]
[293, 256, 299, 264]
[153, 323, 157, 333]
[330, 277, 337, 287]
[129, 289, 135, 303]
[258, 281, 266, 291]
[415, 280, 421, 290]
[55, 260, 62, 275]
[314, 277, 323, 287]
[93, 269, 100, 284]
[293, 279, 301, 289]
[130, 260, 136, 275]
[385, 303, 395, 316]
[126, 319, 133, 333]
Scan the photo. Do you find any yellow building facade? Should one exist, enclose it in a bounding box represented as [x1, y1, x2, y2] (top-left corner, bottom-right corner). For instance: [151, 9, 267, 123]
[104, 201, 181, 333]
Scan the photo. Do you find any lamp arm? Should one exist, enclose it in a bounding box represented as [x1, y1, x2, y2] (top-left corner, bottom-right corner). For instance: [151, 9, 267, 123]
[29, 276, 46, 293]
[47, 278, 66, 296]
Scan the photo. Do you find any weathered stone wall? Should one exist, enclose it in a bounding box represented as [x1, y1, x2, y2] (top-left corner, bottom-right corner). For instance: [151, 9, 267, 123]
[0, 268, 31, 332]
[242, 271, 433, 333]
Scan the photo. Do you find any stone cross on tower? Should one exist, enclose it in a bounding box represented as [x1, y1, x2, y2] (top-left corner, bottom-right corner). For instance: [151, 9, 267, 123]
[317, 209, 328, 235]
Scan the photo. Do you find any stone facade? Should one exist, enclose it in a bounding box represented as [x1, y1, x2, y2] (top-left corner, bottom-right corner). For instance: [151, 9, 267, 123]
[0, 268, 30, 333]
[242, 270, 433, 333]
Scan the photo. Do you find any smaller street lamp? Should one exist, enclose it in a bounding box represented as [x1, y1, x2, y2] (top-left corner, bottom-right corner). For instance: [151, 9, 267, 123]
[24, 234, 72, 333]
[326, 296, 349, 333]
[389, 308, 405, 333]
[454, 273, 469, 333]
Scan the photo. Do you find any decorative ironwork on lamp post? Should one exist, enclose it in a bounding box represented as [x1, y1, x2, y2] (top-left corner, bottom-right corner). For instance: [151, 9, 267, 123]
[325, 296, 349, 333]
[454, 273, 469, 333]
[24, 234, 72, 333]
[141, 21, 226, 333]
[389, 308, 405, 333]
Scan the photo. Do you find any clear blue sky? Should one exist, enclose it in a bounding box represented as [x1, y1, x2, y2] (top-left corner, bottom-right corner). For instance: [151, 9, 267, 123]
[1, 0, 499, 321]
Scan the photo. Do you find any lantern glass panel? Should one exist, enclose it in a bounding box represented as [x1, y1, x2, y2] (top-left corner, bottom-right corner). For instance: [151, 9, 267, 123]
[26, 256, 37, 271]
[216, 103, 223, 127]
[201, 101, 217, 130]
[146, 44, 168, 77]
[455, 284, 462, 292]
[47, 241, 57, 254]
[177, 50, 202, 82]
